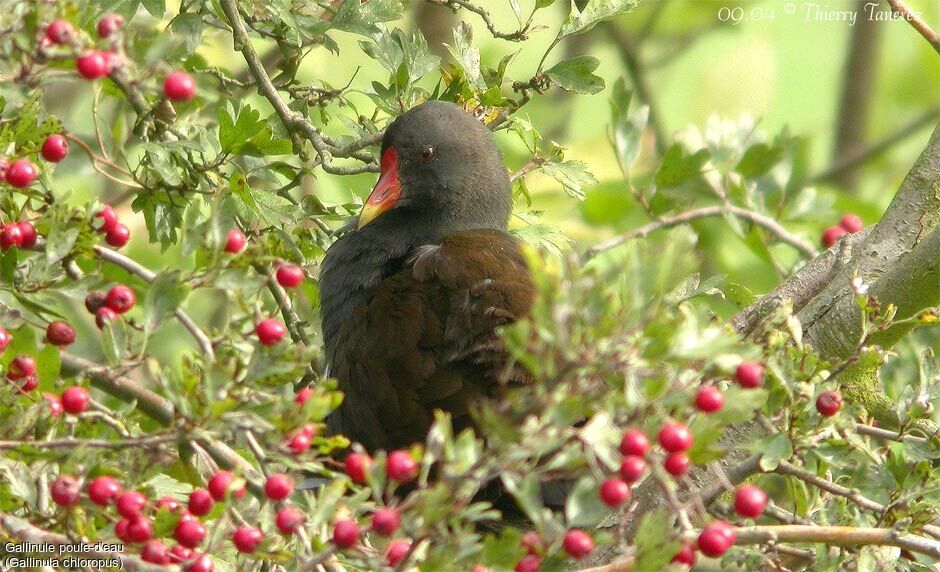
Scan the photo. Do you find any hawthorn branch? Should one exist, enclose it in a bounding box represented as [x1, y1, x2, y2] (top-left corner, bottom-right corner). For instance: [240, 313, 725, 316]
[774, 460, 940, 540]
[585, 204, 817, 259]
[0, 434, 177, 450]
[218, 0, 379, 175]
[425, 0, 529, 41]
[91, 245, 215, 359]
[0, 513, 170, 572]
[886, 0, 940, 54]
[736, 525, 940, 559]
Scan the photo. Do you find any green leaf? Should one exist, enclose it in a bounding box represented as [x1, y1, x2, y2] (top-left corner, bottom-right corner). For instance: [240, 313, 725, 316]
[757, 433, 793, 471]
[143, 270, 191, 335]
[169, 13, 204, 54]
[141, 0, 165, 17]
[633, 509, 682, 572]
[545, 56, 605, 94]
[481, 528, 523, 569]
[655, 144, 710, 189]
[36, 344, 61, 391]
[560, 0, 639, 38]
[445, 21, 486, 90]
[565, 476, 609, 528]
[541, 159, 597, 200]
[332, 0, 403, 37]
[501, 472, 543, 526]
[713, 387, 768, 425]
[736, 142, 784, 178]
[45, 203, 80, 265]
[610, 78, 648, 174]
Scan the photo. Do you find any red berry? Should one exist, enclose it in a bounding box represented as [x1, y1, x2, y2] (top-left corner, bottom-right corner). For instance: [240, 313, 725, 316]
[76, 51, 110, 79]
[371, 507, 400, 536]
[839, 214, 864, 234]
[168, 544, 194, 564]
[386, 539, 412, 567]
[697, 521, 736, 558]
[127, 516, 154, 543]
[0, 224, 23, 250]
[671, 544, 696, 567]
[562, 529, 594, 559]
[105, 284, 136, 314]
[5, 159, 38, 188]
[520, 531, 542, 555]
[255, 318, 286, 346]
[88, 477, 121, 506]
[46, 321, 76, 347]
[275, 506, 304, 535]
[295, 387, 314, 404]
[816, 391, 842, 417]
[105, 222, 131, 248]
[619, 428, 650, 457]
[85, 291, 107, 313]
[599, 478, 631, 507]
[224, 229, 246, 253]
[96, 307, 118, 329]
[332, 519, 360, 549]
[658, 422, 693, 452]
[263, 473, 293, 501]
[17, 221, 37, 248]
[695, 386, 724, 413]
[0, 327, 11, 352]
[734, 484, 768, 518]
[664, 452, 691, 477]
[232, 526, 263, 553]
[387, 450, 418, 483]
[45, 20, 76, 44]
[44, 392, 63, 416]
[95, 206, 119, 234]
[207, 471, 240, 501]
[300, 423, 318, 437]
[41, 134, 69, 162]
[50, 475, 81, 507]
[18, 374, 38, 393]
[276, 264, 305, 288]
[115, 519, 132, 543]
[140, 539, 169, 564]
[287, 432, 312, 455]
[97, 14, 124, 38]
[822, 225, 847, 248]
[175, 519, 207, 548]
[117, 491, 148, 518]
[188, 489, 214, 516]
[164, 72, 196, 102]
[735, 360, 765, 389]
[344, 453, 370, 484]
[515, 555, 541, 572]
[61, 386, 90, 414]
[8, 355, 36, 379]
[155, 496, 182, 512]
[186, 555, 214, 572]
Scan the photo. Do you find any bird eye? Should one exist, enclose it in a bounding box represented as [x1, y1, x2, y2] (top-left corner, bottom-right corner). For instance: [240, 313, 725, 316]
[418, 146, 436, 163]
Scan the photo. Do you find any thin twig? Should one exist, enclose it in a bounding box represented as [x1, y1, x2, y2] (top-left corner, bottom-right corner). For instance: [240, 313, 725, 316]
[0, 435, 177, 450]
[92, 245, 215, 359]
[585, 205, 817, 259]
[425, 0, 529, 41]
[736, 525, 940, 559]
[218, 0, 378, 175]
[886, 0, 940, 54]
[64, 133, 142, 188]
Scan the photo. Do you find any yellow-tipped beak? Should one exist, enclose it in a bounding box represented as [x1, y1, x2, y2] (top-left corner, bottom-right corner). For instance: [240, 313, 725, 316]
[358, 147, 401, 229]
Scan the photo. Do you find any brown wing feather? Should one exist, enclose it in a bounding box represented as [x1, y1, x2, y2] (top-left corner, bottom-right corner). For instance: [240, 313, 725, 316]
[327, 230, 534, 450]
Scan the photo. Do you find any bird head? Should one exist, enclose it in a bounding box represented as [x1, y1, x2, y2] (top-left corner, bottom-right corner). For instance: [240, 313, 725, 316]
[357, 101, 512, 234]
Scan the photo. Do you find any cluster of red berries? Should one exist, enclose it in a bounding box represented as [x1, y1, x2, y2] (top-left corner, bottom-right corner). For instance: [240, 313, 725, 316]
[285, 388, 320, 454]
[93, 205, 131, 249]
[1, 323, 89, 413]
[49, 475, 213, 570]
[42, 17, 196, 102]
[822, 214, 864, 248]
[85, 284, 136, 329]
[0, 219, 38, 251]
